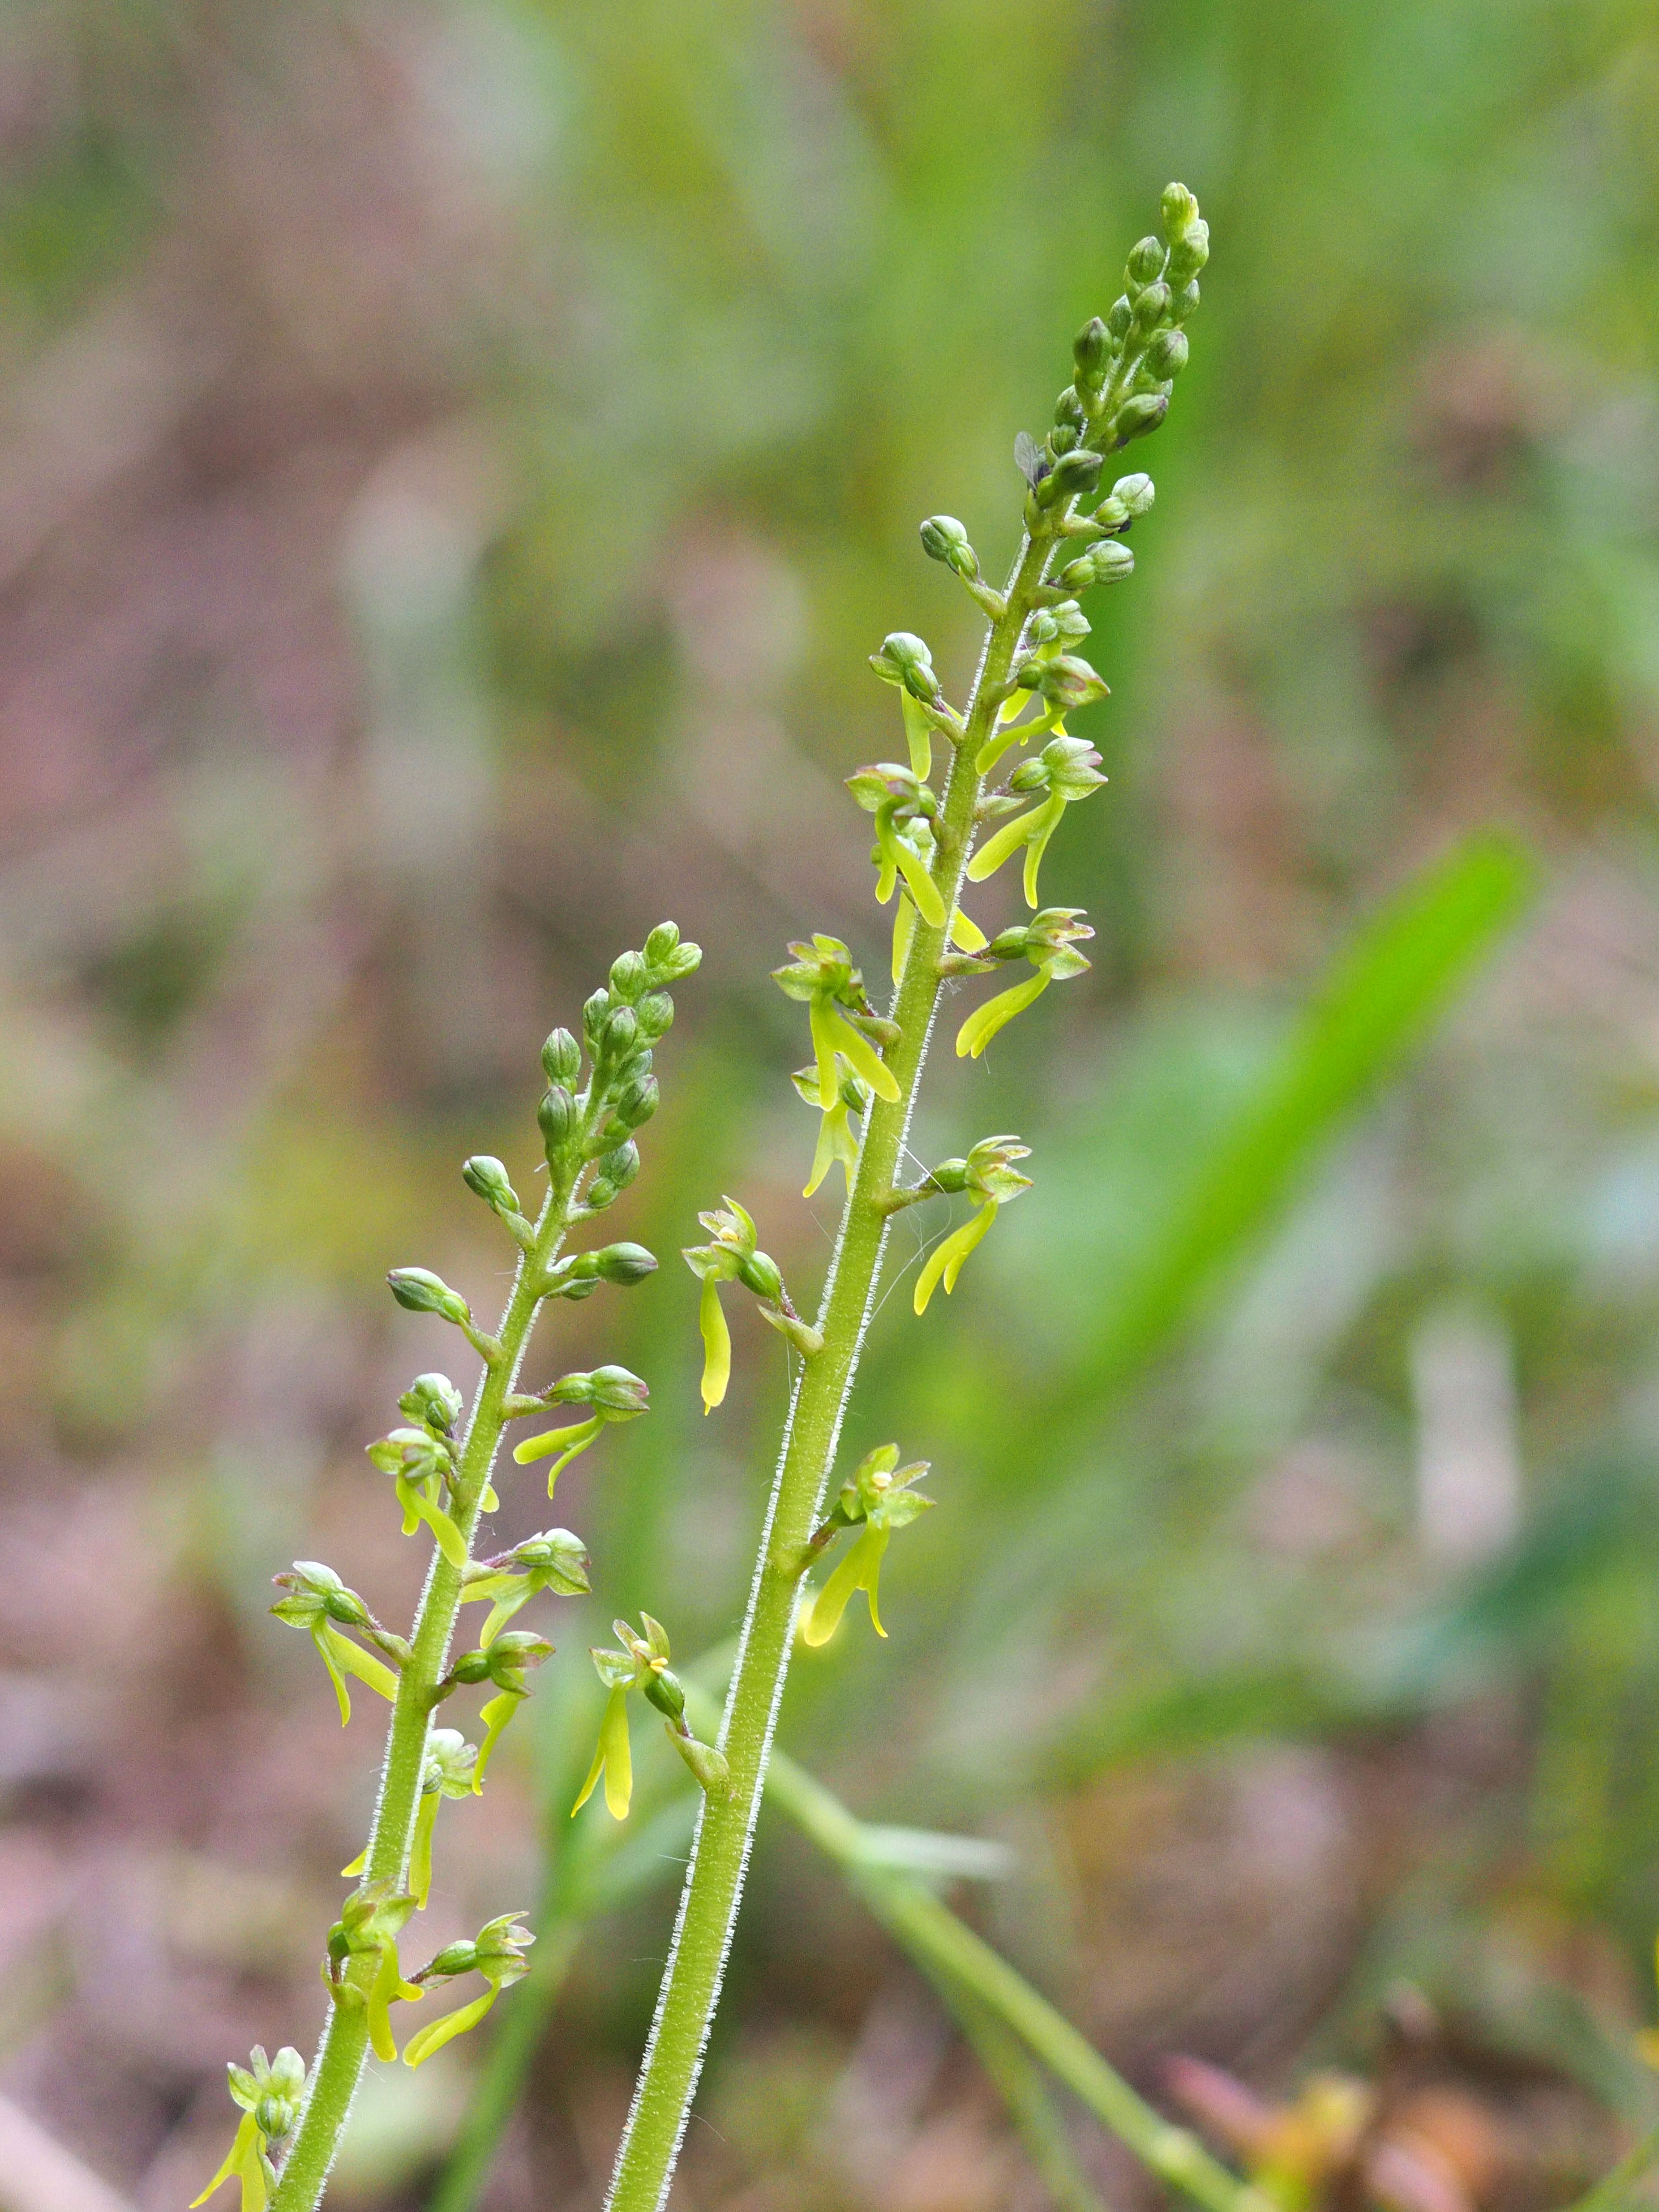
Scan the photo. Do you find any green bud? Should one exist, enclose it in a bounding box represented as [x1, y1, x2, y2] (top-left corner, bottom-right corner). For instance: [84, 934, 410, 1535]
[919, 515, 976, 578]
[1130, 281, 1170, 336]
[581, 989, 611, 1040]
[1169, 278, 1201, 324]
[400, 1372, 464, 1433]
[1111, 472, 1155, 517]
[1012, 653, 1108, 711]
[635, 992, 674, 1040]
[1105, 295, 1132, 340]
[1036, 445, 1104, 508]
[613, 1074, 658, 1130]
[1161, 181, 1199, 237]
[1054, 384, 1086, 427]
[589, 1364, 651, 1414]
[542, 1028, 581, 1085]
[869, 631, 942, 704]
[593, 1241, 658, 1285]
[387, 1268, 470, 1326]
[1048, 422, 1079, 457]
[1166, 221, 1208, 283]
[599, 1005, 640, 1062]
[1125, 235, 1165, 288]
[1073, 319, 1112, 382]
[644, 921, 702, 983]
[1109, 393, 1169, 447]
[538, 1086, 576, 1153]
[1058, 541, 1135, 592]
[1145, 328, 1188, 379]
[461, 1155, 521, 1215]
[609, 950, 648, 1004]
[598, 1141, 640, 1191]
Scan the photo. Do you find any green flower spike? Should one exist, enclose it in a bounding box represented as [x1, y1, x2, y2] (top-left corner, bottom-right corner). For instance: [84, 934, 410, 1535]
[801, 1446, 936, 1647]
[403, 1913, 534, 2069]
[404, 1729, 478, 1908]
[511, 1365, 649, 1494]
[955, 909, 1095, 1061]
[191, 2044, 307, 2211]
[573, 1615, 730, 1819]
[846, 762, 947, 928]
[967, 734, 1107, 908]
[432, 1631, 554, 1790]
[322, 1881, 422, 2063]
[772, 934, 902, 1110]
[682, 1198, 820, 1412]
[460, 1525, 591, 1647]
[270, 1563, 402, 1726]
[912, 1137, 1034, 1316]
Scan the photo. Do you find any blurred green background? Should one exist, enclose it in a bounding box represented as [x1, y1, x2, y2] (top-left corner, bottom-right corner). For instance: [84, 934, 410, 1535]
[3, 2, 1659, 2207]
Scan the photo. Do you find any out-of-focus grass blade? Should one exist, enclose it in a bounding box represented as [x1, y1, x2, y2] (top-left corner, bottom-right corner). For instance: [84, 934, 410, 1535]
[1069, 833, 1537, 1406]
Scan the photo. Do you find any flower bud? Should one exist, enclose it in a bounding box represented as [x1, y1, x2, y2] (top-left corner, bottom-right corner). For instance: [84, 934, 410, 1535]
[538, 1086, 576, 1154]
[598, 1141, 640, 1192]
[869, 632, 942, 704]
[1130, 281, 1170, 336]
[1048, 422, 1079, 457]
[1073, 316, 1112, 382]
[387, 1268, 470, 1326]
[461, 1155, 520, 1214]
[643, 921, 702, 983]
[542, 1027, 581, 1085]
[582, 989, 611, 1040]
[1012, 653, 1109, 711]
[1058, 541, 1134, 592]
[1165, 220, 1208, 282]
[608, 949, 648, 1004]
[256, 2094, 297, 2140]
[400, 1372, 464, 1433]
[1105, 295, 1132, 340]
[1054, 384, 1086, 427]
[593, 1242, 657, 1285]
[1161, 180, 1199, 236]
[1036, 445, 1104, 507]
[1169, 278, 1201, 324]
[588, 1364, 651, 1414]
[613, 1074, 658, 1130]
[635, 992, 674, 1040]
[1111, 472, 1155, 517]
[919, 515, 976, 579]
[1144, 328, 1188, 379]
[1109, 393, 1169, 447]
[599, 1005, 640, 1062]
[1125, 235, 1165, 288]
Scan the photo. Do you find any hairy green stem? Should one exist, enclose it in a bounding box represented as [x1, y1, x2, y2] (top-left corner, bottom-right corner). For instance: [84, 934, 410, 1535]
[602, 528, 1058, 2212]
[271, 1171, 579, 2211]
